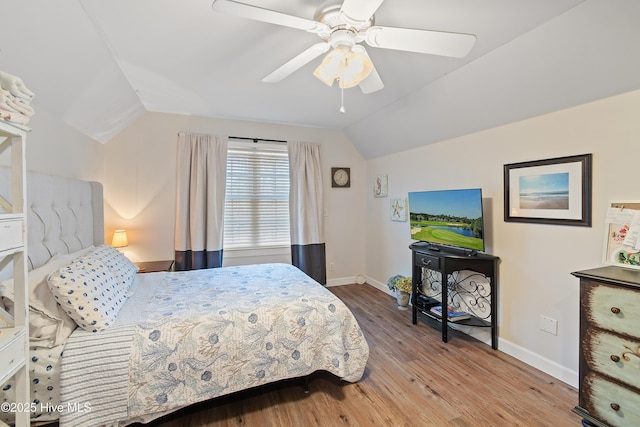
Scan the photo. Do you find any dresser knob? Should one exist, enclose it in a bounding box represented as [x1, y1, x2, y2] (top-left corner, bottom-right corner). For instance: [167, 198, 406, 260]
[422, 259, 431, 265]
[610, 403, 620, 411]
[610, 307, 621, 314]
[610, 355, 620, 362]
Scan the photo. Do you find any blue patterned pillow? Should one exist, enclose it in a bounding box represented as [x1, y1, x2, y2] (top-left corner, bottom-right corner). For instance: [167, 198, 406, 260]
[47, 256, 128, 332]
[88, 245, 138, 292]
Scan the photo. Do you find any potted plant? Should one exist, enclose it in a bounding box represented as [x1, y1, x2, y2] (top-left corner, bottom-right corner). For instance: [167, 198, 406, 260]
[387, 275, 413, 310]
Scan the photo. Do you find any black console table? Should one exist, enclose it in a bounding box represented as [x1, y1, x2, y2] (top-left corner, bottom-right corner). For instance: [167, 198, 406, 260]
[410, 243, 499, 349]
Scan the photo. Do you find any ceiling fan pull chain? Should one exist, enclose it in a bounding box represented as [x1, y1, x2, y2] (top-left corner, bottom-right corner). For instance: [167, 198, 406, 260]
[340, 83, 346, 114]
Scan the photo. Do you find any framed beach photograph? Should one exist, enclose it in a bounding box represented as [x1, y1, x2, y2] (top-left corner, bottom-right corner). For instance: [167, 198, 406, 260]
[504, 153, 592, 226]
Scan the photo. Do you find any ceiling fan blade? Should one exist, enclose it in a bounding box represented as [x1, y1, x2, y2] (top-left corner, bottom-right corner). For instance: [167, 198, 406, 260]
[351, 45, 384, 94]
[340, 0, 385, 24]
[365, 26, 476, 58]
[262, 42, 330, 83]
[211, 0, 328, 33]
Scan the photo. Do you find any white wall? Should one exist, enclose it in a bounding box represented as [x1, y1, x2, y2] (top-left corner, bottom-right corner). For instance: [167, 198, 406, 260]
[102, 112, 367, 284]
[365, 89, 640, 387]
[345, 0, 640, 159]
[0, 105, 104, 181]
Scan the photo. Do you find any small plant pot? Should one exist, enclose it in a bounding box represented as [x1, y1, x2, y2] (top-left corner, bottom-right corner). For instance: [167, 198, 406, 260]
[396, 291, 410, 310]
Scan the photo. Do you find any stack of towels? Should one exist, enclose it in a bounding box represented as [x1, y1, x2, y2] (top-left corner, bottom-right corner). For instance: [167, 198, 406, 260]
[0, 70, 35, 129]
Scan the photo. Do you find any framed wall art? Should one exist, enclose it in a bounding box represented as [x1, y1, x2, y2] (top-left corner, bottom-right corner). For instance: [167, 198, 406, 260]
[390, 198, 407, 222]
[374, 174, 388, 198]
[504, 153, 592, 226]
[603, 201, 640, 270]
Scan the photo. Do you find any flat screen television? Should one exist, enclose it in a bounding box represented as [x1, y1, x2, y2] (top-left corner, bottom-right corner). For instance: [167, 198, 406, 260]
[408, 188, 485, 254]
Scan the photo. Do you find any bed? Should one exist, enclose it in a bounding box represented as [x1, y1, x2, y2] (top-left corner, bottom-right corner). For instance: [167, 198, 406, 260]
[0, 167, 369, 426]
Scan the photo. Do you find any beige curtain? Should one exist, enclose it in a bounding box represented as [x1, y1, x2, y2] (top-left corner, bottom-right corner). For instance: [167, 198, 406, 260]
[288, 140, 326, 284]
[174, 132, 227, 270]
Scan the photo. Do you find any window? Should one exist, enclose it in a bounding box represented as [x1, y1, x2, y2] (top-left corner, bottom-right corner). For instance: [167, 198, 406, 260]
[223, 140, 290, 249]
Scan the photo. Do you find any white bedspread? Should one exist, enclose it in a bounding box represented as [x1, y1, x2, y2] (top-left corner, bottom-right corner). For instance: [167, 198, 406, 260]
[59, 263, 369, 427]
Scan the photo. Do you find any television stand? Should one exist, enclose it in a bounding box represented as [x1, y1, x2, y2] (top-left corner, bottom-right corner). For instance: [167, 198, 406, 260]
[409, 242, 499, 349]
[411, 241, 433, 248]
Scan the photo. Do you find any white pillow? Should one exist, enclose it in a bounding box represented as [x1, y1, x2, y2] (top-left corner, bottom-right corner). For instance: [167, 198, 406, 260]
[55, 246, 96, 264]
[88, 245, 138, 291]
[47, 255, 128, 332]
[0, 248, 95, 348]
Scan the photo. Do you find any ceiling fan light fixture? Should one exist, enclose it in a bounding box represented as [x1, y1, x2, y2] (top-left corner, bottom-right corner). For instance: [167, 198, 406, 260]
[313, 47, 343, 86]
[340, 49, 373, 88]
[313, 45, 373, 89]
[211, 0, 475, 96]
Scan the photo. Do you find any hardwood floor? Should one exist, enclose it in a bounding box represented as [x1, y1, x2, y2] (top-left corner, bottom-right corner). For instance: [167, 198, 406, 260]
[138, 283, 580, 427]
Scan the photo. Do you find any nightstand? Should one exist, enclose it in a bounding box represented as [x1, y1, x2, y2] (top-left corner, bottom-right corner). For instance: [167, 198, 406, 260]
[135, 260, 174, 273]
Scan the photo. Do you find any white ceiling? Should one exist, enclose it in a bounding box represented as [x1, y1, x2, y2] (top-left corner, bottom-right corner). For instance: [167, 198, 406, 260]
[2, 0, 640, 158]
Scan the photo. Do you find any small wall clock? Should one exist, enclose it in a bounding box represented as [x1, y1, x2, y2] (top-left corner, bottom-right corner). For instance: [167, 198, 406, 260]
[331, 167, 350, 188]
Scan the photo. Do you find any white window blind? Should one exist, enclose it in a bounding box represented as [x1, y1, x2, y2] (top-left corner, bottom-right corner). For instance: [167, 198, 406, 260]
[223, 140, 290, 249]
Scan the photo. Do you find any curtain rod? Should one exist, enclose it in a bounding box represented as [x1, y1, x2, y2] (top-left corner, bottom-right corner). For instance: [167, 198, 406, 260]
[228, 136, 287, 144]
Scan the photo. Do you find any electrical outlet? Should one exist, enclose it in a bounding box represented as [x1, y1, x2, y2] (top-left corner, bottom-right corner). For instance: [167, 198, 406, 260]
[329, 262, 335, 271]
[539, 315, 558, 335]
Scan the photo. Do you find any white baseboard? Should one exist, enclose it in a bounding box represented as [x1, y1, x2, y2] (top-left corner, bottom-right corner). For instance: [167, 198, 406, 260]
[326, 276, 357, 287]
[330, 279, 578, 388]
[326, 275, 394, 292]
[498, 338, 578, 388]
[364, 277, 393, 296]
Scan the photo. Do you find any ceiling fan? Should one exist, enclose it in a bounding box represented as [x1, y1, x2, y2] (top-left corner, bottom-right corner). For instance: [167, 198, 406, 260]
[211, 0, 476, 94]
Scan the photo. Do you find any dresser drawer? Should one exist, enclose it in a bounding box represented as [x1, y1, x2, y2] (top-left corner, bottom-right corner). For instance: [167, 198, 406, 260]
[584, 372, 640, 427]
[415, 253, 440, 270]
[0, 218, 23, 252]
[584, 282, 640, 338]
[584, 328, 640, 389]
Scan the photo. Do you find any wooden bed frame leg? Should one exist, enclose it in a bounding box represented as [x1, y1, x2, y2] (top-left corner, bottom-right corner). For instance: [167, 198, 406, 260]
[302, 376, 310, 394]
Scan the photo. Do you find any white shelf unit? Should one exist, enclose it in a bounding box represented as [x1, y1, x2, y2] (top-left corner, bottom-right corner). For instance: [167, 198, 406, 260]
[0, 120, 29, 427]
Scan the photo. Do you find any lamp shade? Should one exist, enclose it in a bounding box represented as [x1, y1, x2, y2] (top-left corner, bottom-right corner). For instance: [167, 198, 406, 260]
[111, 229, 128, 248]
[313, 46, 373, 89]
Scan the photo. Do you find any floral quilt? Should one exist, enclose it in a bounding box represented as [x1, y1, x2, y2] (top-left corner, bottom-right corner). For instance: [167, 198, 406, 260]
[112, 263, 367, 421]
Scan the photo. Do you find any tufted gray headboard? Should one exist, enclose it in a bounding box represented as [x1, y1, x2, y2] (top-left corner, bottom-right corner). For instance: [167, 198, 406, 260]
[0, 166, 103, 279]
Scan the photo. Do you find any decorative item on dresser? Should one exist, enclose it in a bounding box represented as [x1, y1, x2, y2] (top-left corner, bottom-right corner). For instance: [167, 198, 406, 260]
[571, 266, 640, 427]
[603, 202, 640, 270]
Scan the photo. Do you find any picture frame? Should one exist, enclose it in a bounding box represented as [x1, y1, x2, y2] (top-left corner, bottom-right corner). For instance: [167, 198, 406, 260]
[504, 153, 592, 226]
[374, 174, 388, 198]
[390, 198, 407, 222]
[603, 201, 640, 270]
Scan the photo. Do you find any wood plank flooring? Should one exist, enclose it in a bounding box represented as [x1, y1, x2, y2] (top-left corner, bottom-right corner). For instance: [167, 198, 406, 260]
[137, 283, 580, 427]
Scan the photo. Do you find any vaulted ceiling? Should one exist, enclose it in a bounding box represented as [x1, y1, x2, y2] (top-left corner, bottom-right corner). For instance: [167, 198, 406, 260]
[2, 0, 639, 158]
